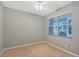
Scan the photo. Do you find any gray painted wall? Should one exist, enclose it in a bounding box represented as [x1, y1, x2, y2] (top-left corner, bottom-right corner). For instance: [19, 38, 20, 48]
[4, 7, 45, 48]
[0, 2, 4, 51]
[2, 1, 79, 56]
[45, 2, 79, 55]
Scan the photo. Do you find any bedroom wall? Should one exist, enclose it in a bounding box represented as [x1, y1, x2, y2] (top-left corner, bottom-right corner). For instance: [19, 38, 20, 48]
[0, 2, 4, 51]
[45, 2, 79, 55]
[4, 7, 45, 48]
[3, 1, 79, 56]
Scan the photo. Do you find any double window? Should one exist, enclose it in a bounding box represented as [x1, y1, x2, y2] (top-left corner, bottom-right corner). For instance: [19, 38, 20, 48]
[49, 12, 72, 39]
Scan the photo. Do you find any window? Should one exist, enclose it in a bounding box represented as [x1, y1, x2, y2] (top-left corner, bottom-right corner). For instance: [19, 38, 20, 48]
[67, 13, 72, 39]
[49, 12, 72, 39]
[58, 14, 67, 37]
[49, 17, 58, 35]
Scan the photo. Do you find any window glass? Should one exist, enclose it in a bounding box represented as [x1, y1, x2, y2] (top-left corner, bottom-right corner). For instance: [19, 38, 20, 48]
[58, 14, 67, 37]
[49, 17, 58, 35]
[49, 12, 72, 39]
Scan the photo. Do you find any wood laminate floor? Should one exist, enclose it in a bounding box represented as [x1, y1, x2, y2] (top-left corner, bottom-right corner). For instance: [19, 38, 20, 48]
[1, 42, 74, 57]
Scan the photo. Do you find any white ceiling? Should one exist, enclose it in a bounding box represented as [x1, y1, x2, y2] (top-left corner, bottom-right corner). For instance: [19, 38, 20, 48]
[2, 1, 72, 16]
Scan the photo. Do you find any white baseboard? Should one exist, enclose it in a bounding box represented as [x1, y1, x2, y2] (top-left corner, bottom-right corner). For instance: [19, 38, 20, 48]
[0, 41, 44, 56]
[3, 41, 45, 51]
[44, 41, 79, 57]
[1, 41, 79, 57]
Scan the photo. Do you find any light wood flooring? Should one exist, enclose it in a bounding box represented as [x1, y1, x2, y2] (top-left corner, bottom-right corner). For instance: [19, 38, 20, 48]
[1, 42, 74, 57]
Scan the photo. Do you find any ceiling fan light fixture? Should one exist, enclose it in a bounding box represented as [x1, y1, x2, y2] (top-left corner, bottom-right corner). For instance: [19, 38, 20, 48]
[34, 1, 43, 11]
[34, 5, 43, 11]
